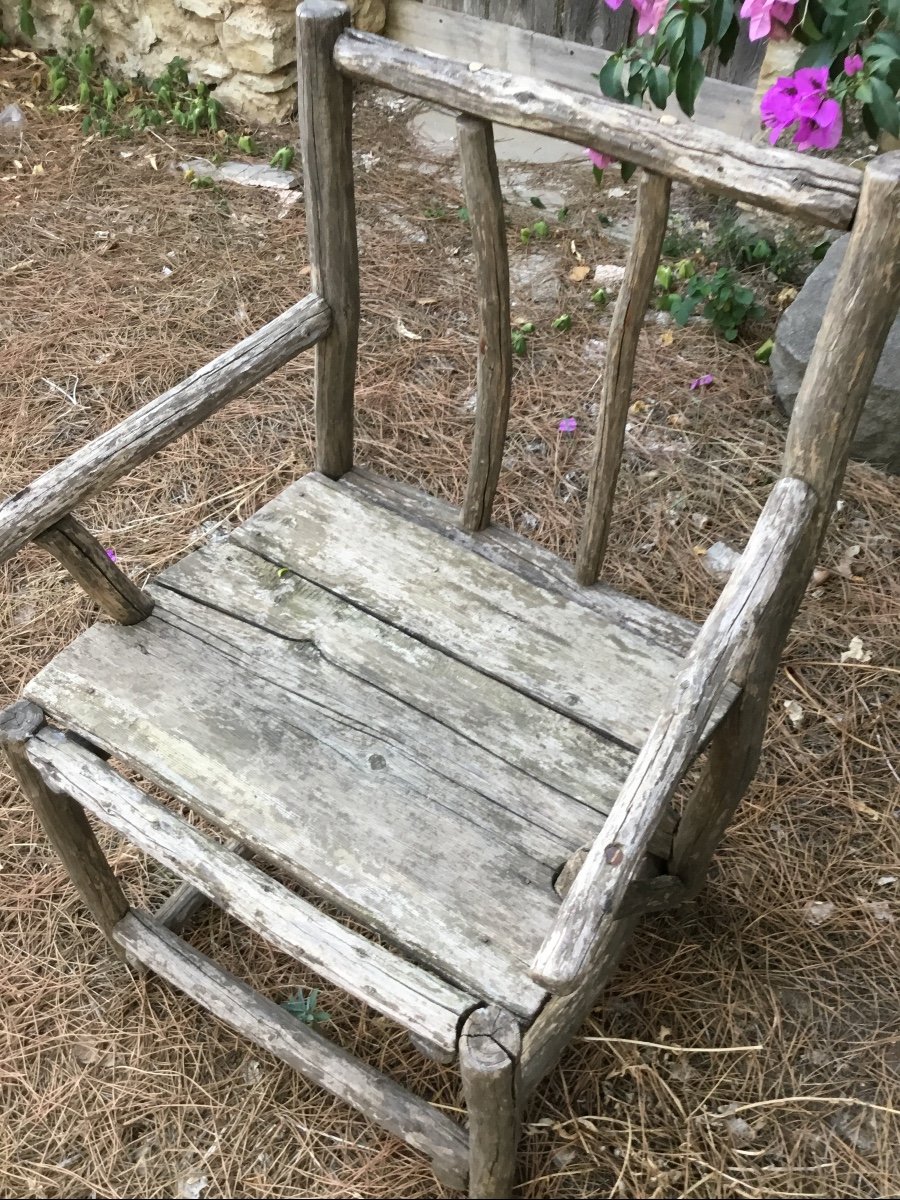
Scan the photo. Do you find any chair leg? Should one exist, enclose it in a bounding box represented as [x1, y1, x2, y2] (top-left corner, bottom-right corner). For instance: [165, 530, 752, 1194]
[0, 701, 129, 955]
[460, 1004, 522, 1199]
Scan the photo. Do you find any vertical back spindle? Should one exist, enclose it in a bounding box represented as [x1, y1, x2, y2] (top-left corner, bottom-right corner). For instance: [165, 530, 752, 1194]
[457, 115, 513, 533]
[298, 0, 360, 479]
[576, 169, 671, 585]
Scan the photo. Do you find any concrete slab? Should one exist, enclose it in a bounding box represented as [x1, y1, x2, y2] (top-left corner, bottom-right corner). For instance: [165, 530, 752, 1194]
[410, 104, 584, 164]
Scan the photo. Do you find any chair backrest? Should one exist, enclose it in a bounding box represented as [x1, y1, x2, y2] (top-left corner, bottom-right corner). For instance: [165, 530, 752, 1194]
[298, 0, 899, 586]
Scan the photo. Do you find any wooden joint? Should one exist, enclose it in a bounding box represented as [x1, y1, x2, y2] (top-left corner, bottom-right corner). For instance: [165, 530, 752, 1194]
[36, 514, 154, 625]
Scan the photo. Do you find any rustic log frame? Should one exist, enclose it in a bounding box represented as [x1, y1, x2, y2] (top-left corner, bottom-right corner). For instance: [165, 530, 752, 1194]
[333, 29, 861, 229]
[0, 294, 330, 567]
[35, 514, 155, 625]
[1, 6, 897, 1192]
[298, 1, 360, 479]
[576, 169, 671, 584]
[457, 113, 513, 532]
[460, 1005, 522, 1198]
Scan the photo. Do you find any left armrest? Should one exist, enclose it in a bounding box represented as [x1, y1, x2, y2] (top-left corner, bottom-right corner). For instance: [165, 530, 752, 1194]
[530, 475, 818, 994]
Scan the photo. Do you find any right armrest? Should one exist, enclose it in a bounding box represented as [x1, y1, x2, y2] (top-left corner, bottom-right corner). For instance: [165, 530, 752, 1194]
[530, 475, 819, 995]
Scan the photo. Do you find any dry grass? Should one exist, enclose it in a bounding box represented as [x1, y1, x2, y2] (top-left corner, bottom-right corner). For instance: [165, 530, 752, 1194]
[1, 66, 899, 1200]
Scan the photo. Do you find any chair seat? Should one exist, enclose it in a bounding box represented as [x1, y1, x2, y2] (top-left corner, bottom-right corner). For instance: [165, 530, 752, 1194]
[25, 469, 725, 1022]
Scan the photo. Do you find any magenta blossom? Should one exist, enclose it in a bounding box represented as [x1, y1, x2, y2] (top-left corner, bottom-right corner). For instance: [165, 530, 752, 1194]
[558, 417, 578, 433]
[585, 147, 615, 171]
[105, 548, 117, 562]
[760, 68, 841, 151]
[689, 374, 714, 390]
[794, 98, 842, 149]
[602, 0, 667, 36]
[844, 53, 864, 76]
[739, 0, 798, 41]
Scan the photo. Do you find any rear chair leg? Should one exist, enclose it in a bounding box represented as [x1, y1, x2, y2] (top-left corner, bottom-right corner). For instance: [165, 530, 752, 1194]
[460, 1004, 522, 1199]
[0, 701, 129, 955]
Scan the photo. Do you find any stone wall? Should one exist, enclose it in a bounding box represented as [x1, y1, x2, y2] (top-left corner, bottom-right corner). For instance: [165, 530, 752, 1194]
[0, 0, 386, 122]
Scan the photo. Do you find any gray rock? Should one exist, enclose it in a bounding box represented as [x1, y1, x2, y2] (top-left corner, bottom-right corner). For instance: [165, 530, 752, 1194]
[772, 235, 899, 474]
[509, 251, 561, 306]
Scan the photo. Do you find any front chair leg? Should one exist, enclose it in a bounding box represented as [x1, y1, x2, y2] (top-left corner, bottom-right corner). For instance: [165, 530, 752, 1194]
[460, 1004, 522, 1199]
[0, 701, 129, 956]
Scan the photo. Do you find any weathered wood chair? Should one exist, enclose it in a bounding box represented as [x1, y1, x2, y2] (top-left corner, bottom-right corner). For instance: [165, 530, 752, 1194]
[2, 3, 898, 1194]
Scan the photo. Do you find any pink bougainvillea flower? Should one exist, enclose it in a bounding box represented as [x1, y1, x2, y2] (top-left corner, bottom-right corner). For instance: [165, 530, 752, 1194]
[633, 0, 668, 36]
[760, 68, 839, 150]
[689, 374, 714, 390]
[844, 53, 864, 76]
[585, 147, 615, 171]
[740, 0, 798, 41]
[105, 548, 117, 562]
[794, 97, 843, 150]
[558, 417, 578, 433]
[602, 0, 629, 8]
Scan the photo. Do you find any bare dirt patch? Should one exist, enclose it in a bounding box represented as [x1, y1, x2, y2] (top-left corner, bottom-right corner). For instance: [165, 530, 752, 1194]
[1, 68, 899, 1200]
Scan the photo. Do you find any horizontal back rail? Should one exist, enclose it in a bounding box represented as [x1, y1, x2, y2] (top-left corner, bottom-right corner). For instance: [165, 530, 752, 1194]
[333, 30, 861, 229]
[0, 294, 330, 566]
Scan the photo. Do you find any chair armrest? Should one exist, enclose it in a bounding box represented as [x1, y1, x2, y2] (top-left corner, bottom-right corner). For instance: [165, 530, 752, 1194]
[530, 475, 818, 994]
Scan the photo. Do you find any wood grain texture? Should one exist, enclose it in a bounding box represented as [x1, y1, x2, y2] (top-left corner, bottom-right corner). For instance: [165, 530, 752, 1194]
[576, 170, 671, 585]
[25, 729, 474, 1054]
[298, 1, 360, 478]
[457, 115, 512, 533]
[232, 472, 733, 751]
[155, 837, 247, 934]
[36, 514, 154, 624]
[520, 855, 658, 1096]
[460, 1005, 521, 1199]
[783, 153, 900, 509]
[341, 468, 704, 656]
[386, 2, 755, 138]
[113, 910, 469, 1191]
[0, 701, 129, 951]
[334, 30, 860, 228]
[0, 294, 330, 565]
[531, 477, 817, 992]
[28, 546, 595, 1017]
[669, 684, 768, 899]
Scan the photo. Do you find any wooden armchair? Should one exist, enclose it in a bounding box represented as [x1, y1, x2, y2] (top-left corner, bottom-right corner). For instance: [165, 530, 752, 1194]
[2, 3, 898, 1194]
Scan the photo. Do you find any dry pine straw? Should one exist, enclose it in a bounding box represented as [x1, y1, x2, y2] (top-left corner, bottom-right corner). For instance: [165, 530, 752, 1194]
[0, 75, 899, 1200]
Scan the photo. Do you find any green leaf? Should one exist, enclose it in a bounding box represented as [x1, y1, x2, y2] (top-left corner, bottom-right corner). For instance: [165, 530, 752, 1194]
[532, 219, 549, 237]
[869, 77, 900, 137]
[457, 205, 470, 222]
[714, 0, 734, 43]
[78, 3, 94, 32]
[529, 196, 545, 209]
[662, 11, 687, 50]
[592, 164, 606, 187]
[855, 80, 873, 104]
[237, 133, 256, 154]
[656, 264, 674, 291]
[620, 159, 638, 183]
[102, 77, 118, 113]
[270, 146, 295, 170]
[647, 64, 671, 110]
[557, 206, 569, 221]
[598, 55, 624, 102]
[591, 287, 608, 307]
[810, 239, 830, 261]
[754, 338, 774, 364]
[519, 322, 536, 334]
[861, 102, 880, 140]
[685, 12, 706, 58]
[551, 313, 572, 332]
[511, 329, 527, 355]
[19, 0, 36, 39]
[796, 39, 838, 68]
[674, 58, 705, 120]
